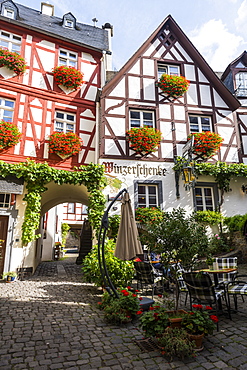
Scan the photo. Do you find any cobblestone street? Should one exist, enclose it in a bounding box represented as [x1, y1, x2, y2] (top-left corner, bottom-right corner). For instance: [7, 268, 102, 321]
[0, 257, 247, 369]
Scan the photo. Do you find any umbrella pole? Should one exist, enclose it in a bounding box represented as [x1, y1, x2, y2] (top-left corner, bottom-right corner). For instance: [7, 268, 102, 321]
[97, 188, 127, 298]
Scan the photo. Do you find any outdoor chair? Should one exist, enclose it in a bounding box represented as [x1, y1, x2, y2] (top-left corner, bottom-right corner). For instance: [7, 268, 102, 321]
[134, 261, 164, 298]
[227, 274, 247, 318]
[215, 257, 238, 285]
[183, 272, 231, 327]
[169, 262, 189, 306]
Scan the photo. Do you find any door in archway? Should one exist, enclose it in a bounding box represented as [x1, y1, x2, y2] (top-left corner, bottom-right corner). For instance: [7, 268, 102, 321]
[0, 216, 8, 276]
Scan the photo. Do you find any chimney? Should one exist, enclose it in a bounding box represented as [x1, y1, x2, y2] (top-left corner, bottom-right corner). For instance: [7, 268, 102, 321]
[41, 2, 54, 16]
[102, 23, 113, 72]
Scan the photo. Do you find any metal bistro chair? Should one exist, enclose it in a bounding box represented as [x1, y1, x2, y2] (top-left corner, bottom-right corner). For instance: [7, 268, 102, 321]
[183, 272, 231, 328]
[227, 274, 247, 318]
[170, 262, 189, 306]
[134, 261, 163, 299]
[215, 257, 238, 285]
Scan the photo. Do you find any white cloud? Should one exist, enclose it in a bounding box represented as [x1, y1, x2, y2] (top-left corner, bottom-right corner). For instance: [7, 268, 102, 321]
[189, 19, 244, 71]
[235, 0, 247, 31]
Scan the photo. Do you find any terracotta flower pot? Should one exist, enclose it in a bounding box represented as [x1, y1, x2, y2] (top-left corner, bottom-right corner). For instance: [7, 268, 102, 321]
[188, 332, 204, 350]
[166, 309, 187, 329]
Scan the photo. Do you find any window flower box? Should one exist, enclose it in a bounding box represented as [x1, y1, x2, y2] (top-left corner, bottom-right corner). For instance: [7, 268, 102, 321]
[0, 120, 22, 150]
[48, 132, 83, 159]
[126, 127, 162, 155]
[157, 74, 190, 99]
[188, 131, 223, 160]
[53, 66, 84, 91]
[0, 48, 26, 76]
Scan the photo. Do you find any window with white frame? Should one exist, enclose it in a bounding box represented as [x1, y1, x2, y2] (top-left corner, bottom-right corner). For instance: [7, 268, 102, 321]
[137, 184, 158, 208]
[0, 193, 10, 208]
[65, 19, 73, 28]
[189, 115, 212, 133]
[235, 72, 247, 96]
[58, 49, 77, 67]
[0, 31, 21, 53]
[3, 7, 14, 19]
[158, 64, 179, 79]
[67, 203, 75, 213]
[194, 186, 214, 211]
[0, 98, 15, 122]
[55, 111, 76, 133]
[130, 110, 155, 128]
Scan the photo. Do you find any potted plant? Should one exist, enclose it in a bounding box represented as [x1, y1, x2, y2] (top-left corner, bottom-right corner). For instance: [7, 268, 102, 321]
[0, 120, 22, 151]
[126, 127, 162, 155]
[98, 287, 143, 324]
[189, 131, 223, 160]
[53, 65, 84, 90]
[48, 131, 83, 159]
[0, 48, 27, 75]
[181, 304, 218, 349]
[139, 304, 170, 337]
[157, 327, 194, 361]
[135, 207, 163, 225]
[3, 271, 18, 283]
[157, 74, 190, 99]
[140, 208, 209, 310]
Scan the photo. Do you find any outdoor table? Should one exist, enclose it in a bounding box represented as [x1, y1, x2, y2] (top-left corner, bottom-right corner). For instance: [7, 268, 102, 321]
[197, 268, 237, 287]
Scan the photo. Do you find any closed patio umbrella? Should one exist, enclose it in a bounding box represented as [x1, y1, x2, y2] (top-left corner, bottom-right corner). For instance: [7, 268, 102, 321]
[114, 192, 143, 261]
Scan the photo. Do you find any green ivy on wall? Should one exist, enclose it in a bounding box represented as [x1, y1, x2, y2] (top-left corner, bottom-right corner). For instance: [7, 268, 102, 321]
[174, 159, 247, 210]
[0, 160, 106, 245]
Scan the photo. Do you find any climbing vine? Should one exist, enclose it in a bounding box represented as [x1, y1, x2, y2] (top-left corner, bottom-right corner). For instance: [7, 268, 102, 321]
[0, 160, 106, 245]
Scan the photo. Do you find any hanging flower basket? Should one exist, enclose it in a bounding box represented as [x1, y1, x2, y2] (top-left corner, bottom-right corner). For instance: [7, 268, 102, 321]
[158, 74, 190, 99]
[48, 132, 83, 159]
[126, 127, 162, 155]
[0, 48, 27, 75]
[0, 120, 22, 150]
[53, 66, 84, 90]
[189, 131, 223, 159]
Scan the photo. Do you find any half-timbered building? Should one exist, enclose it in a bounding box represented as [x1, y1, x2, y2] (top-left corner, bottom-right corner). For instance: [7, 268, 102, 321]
[221, 51, 247, 165]
[0, 0, 112, 275]
[100, 15, 245, 219]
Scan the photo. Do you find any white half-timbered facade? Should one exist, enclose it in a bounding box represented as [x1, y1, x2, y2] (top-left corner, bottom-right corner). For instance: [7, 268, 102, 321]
[100, 15, 244, 218]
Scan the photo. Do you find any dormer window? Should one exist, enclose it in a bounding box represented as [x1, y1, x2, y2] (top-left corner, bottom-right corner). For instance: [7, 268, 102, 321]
[65, 19, 73, 28]
[1, 1, 19, 20]
[62, 12, 76, 29]
[4, 7, 14, 18]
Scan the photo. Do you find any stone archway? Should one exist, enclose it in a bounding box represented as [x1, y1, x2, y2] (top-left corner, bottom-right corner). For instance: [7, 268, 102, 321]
[35, 182, 90, 267]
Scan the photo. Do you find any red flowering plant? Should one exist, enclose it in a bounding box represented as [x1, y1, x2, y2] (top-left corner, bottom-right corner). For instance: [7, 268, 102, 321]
[181, 304, 218, 335]
[189, 131, 223, 160]
[48, 132, 83, 158]
[126, 127, 162, 154]
[0, 48, 26, 75]
[135, 207, 163, 225]
[0, 120, 22, 150]
[97, 287, 143, 324]
[158, 74, 190, 98]
[53, 66, 84, 89]
[139, 305, 170, 337]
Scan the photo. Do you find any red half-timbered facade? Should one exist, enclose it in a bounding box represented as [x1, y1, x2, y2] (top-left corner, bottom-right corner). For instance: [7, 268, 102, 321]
[0, 0, 112, 276]
[0, 0, 111, 169]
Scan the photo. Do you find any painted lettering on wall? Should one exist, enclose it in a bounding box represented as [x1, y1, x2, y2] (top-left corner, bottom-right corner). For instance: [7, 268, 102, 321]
[103, 162, 167, 178]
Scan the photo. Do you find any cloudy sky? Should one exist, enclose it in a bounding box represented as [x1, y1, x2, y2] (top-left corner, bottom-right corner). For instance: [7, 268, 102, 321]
[15, 0, 247, 72]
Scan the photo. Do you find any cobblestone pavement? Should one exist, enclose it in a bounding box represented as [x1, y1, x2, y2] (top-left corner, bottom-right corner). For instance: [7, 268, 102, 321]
[1, 257, 247, 370]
